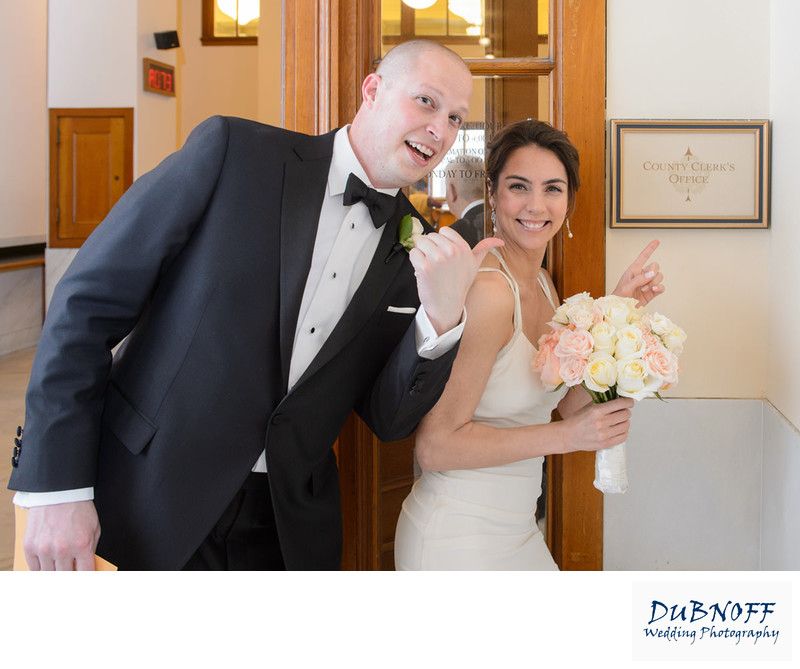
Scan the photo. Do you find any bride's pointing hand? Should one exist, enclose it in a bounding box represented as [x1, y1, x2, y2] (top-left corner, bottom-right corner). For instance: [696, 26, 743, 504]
[612, 239, 665, 307]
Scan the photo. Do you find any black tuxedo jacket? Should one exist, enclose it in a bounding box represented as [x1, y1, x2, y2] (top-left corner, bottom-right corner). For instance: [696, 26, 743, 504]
[9, 116, 457, 570]
[449, 203, 485, 248]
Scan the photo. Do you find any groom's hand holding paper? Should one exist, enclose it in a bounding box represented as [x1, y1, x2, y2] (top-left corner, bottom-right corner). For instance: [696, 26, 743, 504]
[15, 502, 114, 571]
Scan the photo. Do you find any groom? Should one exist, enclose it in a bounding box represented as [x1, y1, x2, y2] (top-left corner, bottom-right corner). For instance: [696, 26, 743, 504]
[10, 40, 501, 570]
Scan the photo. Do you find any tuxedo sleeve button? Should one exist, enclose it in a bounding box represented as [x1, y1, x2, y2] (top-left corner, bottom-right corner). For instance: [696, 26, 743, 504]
[12, 431, 22, 467]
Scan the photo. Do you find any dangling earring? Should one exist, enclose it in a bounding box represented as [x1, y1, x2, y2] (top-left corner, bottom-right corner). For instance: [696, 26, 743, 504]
[565, 217, 574, 239]
[491, 208, 497, 236]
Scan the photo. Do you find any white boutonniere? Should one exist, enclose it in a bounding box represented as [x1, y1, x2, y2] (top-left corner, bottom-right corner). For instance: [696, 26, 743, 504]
[399, 214, 424, 252]
[386, 214, 424, 264]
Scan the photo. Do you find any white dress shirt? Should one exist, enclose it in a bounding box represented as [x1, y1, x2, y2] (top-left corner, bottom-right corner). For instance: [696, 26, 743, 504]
[15, 126, 463, 507]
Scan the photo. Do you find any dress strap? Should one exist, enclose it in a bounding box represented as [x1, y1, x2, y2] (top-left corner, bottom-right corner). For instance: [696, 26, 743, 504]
[536, 271, 559, 311]
[487, 248, 559, 312]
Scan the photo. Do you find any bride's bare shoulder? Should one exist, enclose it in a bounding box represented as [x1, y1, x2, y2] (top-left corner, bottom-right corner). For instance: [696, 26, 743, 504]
[468, 266, 515, 320]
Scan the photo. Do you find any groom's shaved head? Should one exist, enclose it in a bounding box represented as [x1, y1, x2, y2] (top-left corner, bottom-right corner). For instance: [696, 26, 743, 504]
[376, 40, 471, 85]
[349, 39, 473, 189]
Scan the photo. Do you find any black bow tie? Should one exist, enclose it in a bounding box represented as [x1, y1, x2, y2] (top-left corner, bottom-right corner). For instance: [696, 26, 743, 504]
[342, 173, 398, 228]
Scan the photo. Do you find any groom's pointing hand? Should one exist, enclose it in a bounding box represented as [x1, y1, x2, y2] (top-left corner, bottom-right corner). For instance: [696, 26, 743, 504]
[409, 226, 504, 335]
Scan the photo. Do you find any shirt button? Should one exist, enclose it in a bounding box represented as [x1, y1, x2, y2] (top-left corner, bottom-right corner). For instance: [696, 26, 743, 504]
[332, 272, 337, 279]
[310, 327, 316, 334]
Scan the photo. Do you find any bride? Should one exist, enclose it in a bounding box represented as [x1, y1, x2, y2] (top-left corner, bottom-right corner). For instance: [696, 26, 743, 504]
[394, 120, 664, 570]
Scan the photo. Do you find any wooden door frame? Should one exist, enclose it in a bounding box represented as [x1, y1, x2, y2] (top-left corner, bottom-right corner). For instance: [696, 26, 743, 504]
[545, 0, 607, 571]
[283, 0, 607, 570]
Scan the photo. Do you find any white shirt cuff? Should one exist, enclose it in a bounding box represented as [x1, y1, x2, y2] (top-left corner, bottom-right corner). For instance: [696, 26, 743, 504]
[13, 488, 95, 508]
[414, 306, 466, 359]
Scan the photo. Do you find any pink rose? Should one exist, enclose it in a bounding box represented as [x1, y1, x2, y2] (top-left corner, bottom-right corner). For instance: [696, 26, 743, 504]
[560, 355, 588, 387]
[554, 328, 594, 359]
[641, 326, 661, 351]
[644, 345, 679, 385]
[533, 336, 564, 389]
[537, 325, 564, 350]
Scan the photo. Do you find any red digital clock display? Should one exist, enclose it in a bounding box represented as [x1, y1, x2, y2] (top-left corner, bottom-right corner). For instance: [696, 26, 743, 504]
[143, 58, 175, 97]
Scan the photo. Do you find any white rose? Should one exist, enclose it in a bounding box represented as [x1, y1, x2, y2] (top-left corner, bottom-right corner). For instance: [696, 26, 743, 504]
[596, 296, 636, 328]
[564, 291, 594, 308]
[647, 312, 674, 337]
[662, 325, 688, 355]
[551, 303, 570, 326]
[583, 351, 618, 393]
[566, 303, 596, 330]
[614, 324, 646, 360]
[410, 216, 424, 237]
[616, 358, 661, 400]
[629, 310, 645, 327]
[590, 321, 616, 355]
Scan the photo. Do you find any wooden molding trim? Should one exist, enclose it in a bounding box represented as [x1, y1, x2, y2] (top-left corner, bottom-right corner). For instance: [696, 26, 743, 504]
[463, 57, 556, 76]
[546, 0, 607, 571]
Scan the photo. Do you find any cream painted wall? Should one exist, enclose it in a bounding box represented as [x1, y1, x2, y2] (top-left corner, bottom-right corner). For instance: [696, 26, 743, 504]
[137, 0, 179, 175]
[0, 0, 47, 246]
[606, 0, 771, 400]
[48, 0, 137, 109]
[178, 0, 259, 144]
[48, 0, 178, 177]
[46, 0, 137, 307]
[605, 0, 800, 570]
[46, 0, 179, 306]
[766, 0, 800, 430]
[258, 0, 283, 126]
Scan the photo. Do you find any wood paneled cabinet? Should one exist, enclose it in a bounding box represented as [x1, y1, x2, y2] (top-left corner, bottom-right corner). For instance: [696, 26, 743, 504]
[49, 108, 133, 248]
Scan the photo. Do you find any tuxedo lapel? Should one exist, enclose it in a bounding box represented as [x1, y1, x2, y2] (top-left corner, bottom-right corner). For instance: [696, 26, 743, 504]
[279, 132, 336, 391]
[291, 202, 410, 389]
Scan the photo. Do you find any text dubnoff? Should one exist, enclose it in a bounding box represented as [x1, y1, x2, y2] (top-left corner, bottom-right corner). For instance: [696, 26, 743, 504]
[643, 598, 780, 647]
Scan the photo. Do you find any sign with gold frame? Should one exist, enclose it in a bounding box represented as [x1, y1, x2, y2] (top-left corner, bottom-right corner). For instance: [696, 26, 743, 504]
[610, 120, 770, 228]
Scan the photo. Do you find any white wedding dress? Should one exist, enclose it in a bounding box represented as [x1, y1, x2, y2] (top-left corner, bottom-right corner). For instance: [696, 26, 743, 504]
[394, 250, 568, 570]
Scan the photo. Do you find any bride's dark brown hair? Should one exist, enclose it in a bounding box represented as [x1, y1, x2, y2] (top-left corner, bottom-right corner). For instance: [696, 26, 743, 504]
[485, 120, 581, 216]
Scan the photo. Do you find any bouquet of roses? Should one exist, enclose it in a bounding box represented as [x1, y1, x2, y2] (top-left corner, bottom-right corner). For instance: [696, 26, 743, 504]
[532, 293, 687, 494]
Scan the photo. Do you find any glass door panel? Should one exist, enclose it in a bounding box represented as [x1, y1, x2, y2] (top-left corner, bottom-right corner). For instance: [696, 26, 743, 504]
[381, 0, 550, 58]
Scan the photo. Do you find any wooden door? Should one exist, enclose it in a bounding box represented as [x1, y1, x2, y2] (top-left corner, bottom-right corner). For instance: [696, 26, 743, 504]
[284, 0, 606, 570]
[49, 108, 133, 248]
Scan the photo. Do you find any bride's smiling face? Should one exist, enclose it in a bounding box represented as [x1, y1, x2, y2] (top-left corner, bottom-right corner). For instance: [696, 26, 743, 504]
[489, 144, 569, 250]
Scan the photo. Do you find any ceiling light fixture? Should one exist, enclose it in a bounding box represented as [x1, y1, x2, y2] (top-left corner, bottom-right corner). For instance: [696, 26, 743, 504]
[402, 0, 438, 10]
[217, 0, 260, 25]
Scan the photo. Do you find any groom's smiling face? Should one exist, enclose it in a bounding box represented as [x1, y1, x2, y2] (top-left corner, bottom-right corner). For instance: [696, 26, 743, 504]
[352, 49, 473, 190]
